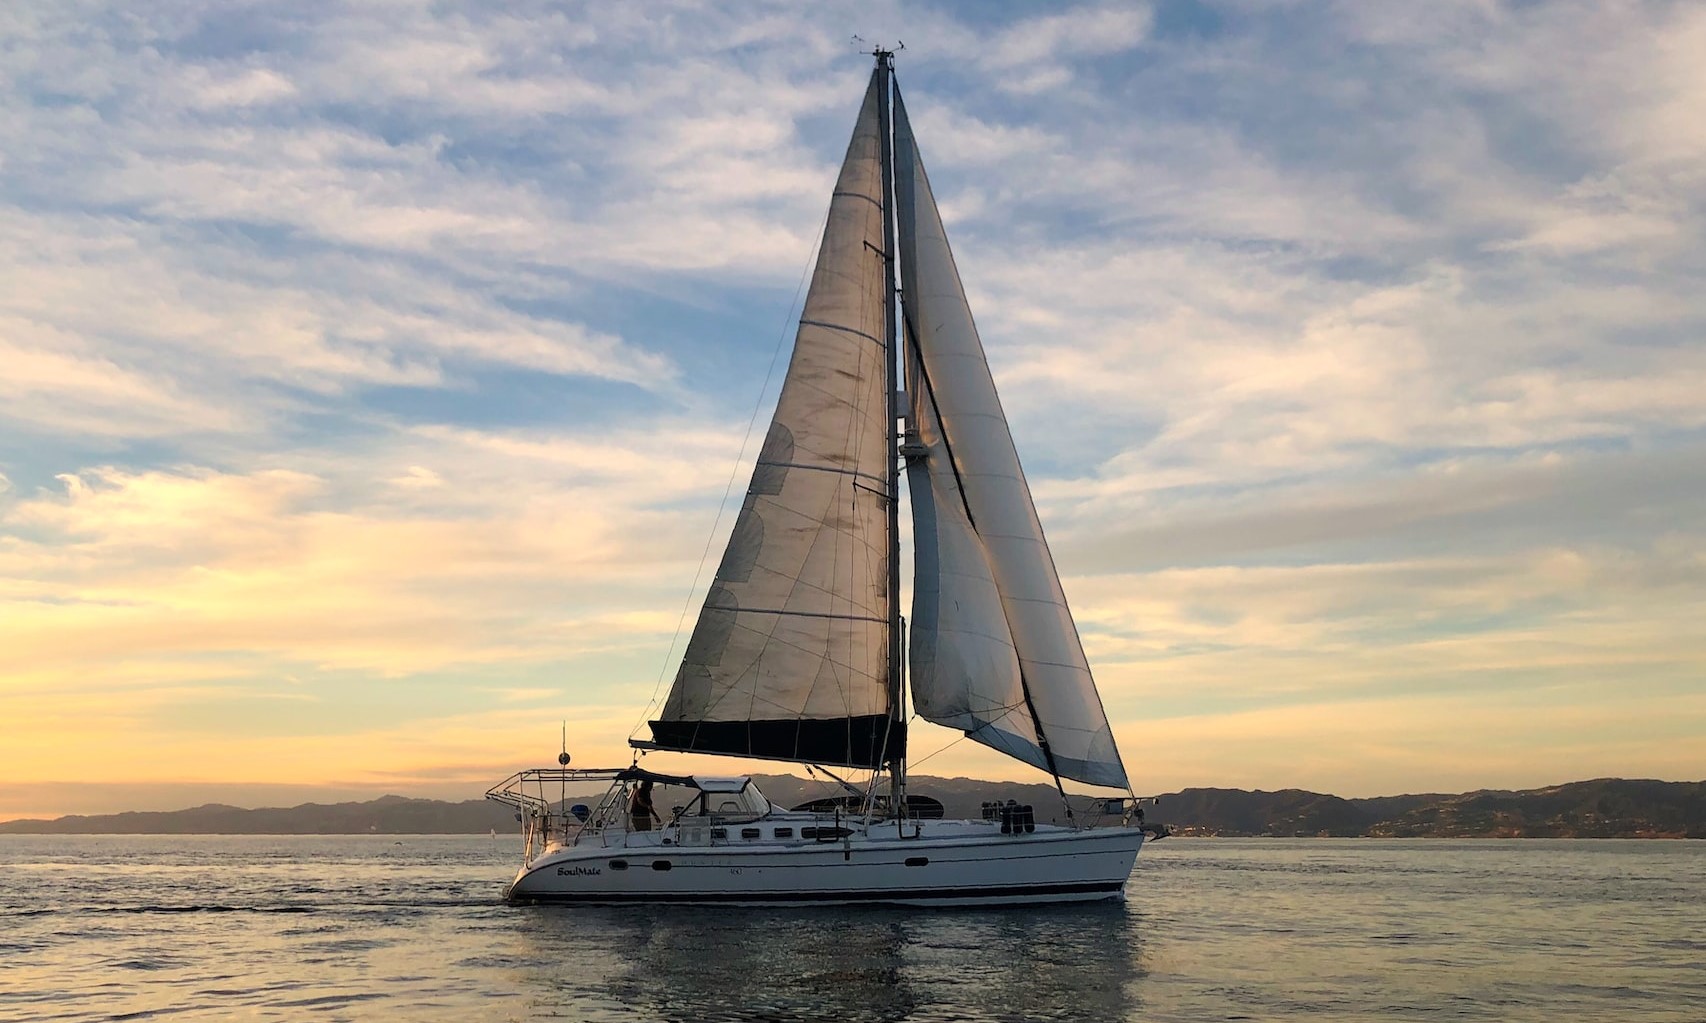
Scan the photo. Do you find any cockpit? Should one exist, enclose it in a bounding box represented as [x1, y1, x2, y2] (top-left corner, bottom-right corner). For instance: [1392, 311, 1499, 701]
[678, 776, 772, 820]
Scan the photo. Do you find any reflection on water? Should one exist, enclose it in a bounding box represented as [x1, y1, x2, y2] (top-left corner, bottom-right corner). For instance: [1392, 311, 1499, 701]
[510, 901, 1143, 1022]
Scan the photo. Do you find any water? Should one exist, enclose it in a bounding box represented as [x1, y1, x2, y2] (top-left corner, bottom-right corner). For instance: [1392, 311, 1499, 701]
[2, 836, 1701, 1022]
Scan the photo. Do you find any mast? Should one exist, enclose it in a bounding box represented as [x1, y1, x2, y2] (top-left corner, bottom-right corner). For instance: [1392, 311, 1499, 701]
[876, 47, 905, 816]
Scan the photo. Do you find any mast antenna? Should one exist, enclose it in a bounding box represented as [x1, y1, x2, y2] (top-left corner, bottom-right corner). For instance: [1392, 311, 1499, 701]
[851, 36, 904, 62]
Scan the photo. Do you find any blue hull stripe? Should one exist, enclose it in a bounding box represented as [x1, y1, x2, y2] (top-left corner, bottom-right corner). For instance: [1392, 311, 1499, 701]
[508, 880, 1124, 904]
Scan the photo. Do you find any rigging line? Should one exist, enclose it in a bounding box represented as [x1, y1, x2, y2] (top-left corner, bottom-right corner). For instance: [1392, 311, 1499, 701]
[907, 731, 967, 772]
[625, 200, 832, 744]
[905, 311, 977, 529]
[1016, 663, 1075, 823]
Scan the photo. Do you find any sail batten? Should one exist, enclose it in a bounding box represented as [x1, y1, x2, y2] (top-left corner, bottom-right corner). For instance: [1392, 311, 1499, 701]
[894, 85, 1130, 791]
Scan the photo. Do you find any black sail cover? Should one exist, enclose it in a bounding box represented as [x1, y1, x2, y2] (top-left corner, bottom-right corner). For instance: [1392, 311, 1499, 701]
[648, 70, 900, 768]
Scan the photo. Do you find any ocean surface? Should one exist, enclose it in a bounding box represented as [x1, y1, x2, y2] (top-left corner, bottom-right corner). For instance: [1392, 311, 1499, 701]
[1, 836, 1701, 1022]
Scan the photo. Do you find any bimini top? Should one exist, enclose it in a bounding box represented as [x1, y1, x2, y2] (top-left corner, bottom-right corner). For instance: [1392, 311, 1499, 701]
[615, 767, 752, 793]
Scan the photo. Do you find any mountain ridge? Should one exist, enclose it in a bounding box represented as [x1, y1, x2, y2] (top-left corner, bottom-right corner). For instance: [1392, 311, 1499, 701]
[1, 776, 1699, 837]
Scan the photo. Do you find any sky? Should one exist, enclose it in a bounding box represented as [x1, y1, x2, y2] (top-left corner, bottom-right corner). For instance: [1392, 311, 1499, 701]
[2, 0, 1703, 820]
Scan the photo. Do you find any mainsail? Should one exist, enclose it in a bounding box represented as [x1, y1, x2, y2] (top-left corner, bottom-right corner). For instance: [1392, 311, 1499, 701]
[893, 88, 1129, 790]
[648, 70, 899, 769]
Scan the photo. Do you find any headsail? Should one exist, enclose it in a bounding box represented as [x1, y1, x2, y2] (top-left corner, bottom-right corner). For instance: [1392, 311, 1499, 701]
[894, 87, 1129, 790]
[648, 70, 900, 769]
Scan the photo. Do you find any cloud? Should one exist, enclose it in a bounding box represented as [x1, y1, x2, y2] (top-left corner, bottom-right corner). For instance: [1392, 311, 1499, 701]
[390, 465, 443, 489]
[0, 447, 719, 682]
[0, 207, 676, 445]
[975, 5, 1154, 93]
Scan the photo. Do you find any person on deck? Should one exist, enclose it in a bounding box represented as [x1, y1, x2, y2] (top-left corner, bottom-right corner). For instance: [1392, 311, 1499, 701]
[628, 779, 658, 832]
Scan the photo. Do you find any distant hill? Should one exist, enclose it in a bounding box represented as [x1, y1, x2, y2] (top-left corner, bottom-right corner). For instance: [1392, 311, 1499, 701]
[1362, 779, 1706, 839]
[1153, 787, 1416, 837]
[1159, 779, 1704, 838]
[0, 795, 520, 835]
[1, 776, 1699, 837]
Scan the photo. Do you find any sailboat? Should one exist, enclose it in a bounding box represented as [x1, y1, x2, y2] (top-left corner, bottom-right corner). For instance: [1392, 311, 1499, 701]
[487, 50, 1145, 906]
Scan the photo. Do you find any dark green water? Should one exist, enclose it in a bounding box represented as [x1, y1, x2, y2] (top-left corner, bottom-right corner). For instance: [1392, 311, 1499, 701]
[2, 836, 1700, 1021]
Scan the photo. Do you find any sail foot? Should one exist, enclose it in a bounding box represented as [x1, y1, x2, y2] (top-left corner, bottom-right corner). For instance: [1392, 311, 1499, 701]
[647, 716, 904, 770]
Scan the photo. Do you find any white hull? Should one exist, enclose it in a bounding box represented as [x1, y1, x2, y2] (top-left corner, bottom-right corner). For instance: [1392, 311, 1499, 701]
[505, 816, 1143, 907]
